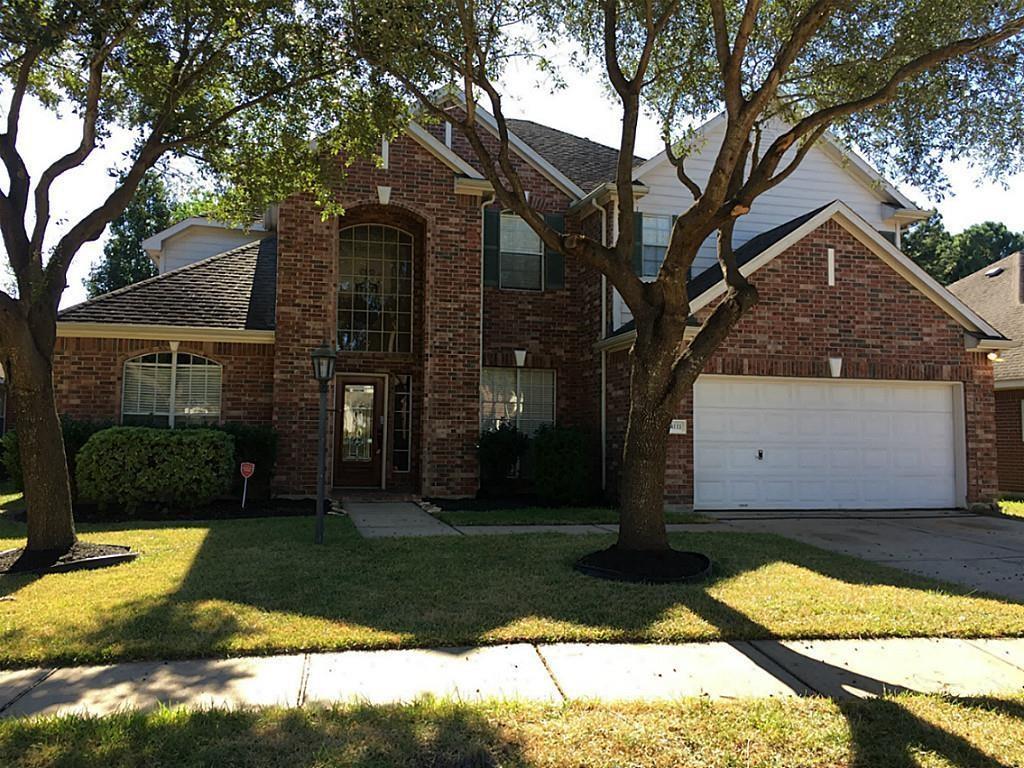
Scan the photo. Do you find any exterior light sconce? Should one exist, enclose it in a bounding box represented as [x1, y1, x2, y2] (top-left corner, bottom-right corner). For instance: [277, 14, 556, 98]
[988, 351, 1005, 363]
[828, 356, 843, 378]
[514, 349, 527, 368]
[377, 185, 391, 205]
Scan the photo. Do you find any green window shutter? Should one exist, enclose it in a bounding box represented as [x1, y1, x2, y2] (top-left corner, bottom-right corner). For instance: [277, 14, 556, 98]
[632, 211, 644, 275]
[543, 213, 565, 290]
[483, 207, 500, 287]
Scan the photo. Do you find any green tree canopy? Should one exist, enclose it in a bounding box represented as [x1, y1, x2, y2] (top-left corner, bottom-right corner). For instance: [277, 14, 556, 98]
[85, 171, 169, 298]
[1, 0, 404, 552]
[904, 214, 1024, 283]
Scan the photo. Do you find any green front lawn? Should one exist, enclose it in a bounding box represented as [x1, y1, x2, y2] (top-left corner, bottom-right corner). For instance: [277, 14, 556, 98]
[2, 696, 1023, 767]
[435, 506, 710, 526]
[999, 500, 1024, 519]
[2, 515, 1024, 668]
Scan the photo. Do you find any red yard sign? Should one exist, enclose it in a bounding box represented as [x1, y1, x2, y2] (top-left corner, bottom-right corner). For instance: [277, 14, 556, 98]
[240, 462, 255, 479]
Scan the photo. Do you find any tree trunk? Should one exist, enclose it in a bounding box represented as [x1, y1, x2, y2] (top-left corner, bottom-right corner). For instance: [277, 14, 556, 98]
[9, 334, 76, 553]
[616, 329, 680, 552]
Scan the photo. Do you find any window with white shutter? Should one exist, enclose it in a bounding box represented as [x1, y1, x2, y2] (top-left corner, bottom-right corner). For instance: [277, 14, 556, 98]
[479, 367, 555, 435]
[122, 352, 222, 427]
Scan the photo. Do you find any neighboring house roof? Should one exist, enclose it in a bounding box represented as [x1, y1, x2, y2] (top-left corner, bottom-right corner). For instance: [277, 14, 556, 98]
[506, 119, 645, 194]
[949, 253, 1024, 382]
[60, 237, 277, 331]
[599, 201, 1011, 351]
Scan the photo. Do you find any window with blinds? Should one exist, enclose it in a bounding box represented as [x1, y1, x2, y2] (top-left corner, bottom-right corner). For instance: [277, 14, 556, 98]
[122, 352, 222, 427]
[480, 367, 555, 435]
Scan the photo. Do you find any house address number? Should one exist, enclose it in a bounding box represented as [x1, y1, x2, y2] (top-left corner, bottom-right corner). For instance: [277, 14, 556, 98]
[669, 419, 687, 435]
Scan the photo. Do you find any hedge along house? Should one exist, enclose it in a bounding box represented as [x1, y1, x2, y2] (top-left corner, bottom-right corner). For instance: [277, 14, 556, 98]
[53, 102, 1014, 509]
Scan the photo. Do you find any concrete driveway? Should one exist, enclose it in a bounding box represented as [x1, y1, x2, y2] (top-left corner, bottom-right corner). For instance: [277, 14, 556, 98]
[716, 510, 1024, 602]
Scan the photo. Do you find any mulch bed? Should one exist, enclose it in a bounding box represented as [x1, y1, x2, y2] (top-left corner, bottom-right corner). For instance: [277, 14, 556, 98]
[0, 542, 137, 575]
[574, 545, 712, 584]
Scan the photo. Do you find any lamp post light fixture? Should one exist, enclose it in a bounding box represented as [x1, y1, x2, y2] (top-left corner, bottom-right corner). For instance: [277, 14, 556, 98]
[311, 341, 337, 544]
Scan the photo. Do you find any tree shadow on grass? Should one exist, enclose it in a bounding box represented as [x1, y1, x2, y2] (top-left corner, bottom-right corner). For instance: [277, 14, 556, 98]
[0, 701, 525, 767]
[53, 515, 1024, 667]
[4, 517, 1024, 765]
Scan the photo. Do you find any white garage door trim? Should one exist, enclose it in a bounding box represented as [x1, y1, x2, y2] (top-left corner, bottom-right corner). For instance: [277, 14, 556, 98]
[693, 376, 967, 511]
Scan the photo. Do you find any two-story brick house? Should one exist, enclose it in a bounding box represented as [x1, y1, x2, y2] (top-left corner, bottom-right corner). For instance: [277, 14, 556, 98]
[53, 107, 1013, 509]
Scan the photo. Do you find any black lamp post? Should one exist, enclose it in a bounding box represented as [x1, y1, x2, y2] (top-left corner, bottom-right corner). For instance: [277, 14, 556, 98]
[311, 341, 337, 544]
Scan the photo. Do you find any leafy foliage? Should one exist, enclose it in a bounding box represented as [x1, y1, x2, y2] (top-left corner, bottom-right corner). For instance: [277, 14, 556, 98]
[85, 171, 168, 297]
[477, 424, 530, 489]
[76, 428, 234, 512]
[530, 425, 594, 506]
[218, 423, 278, 499]
[903, 213, 1024, 283]
[1, 417, 113, 497]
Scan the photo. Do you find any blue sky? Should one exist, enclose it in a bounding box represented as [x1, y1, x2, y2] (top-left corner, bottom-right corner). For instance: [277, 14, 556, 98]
[7, 59, 1024, 308]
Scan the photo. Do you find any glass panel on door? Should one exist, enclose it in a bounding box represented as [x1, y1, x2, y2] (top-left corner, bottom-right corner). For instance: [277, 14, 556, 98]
[342, 384, 375, 462]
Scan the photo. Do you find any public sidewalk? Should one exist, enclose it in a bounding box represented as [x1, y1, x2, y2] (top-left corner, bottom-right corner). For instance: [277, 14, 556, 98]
[2, 637, 1023, 718]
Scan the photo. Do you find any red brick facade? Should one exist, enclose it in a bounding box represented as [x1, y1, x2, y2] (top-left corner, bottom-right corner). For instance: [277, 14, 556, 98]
[49, 137, 1000, 506]
[995, 388, 1024, 492]
[52, 336, 275, 425]
[605, 220, 999, 506]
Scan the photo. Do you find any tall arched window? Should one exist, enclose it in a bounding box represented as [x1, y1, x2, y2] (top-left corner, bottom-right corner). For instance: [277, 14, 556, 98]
[122, 352, 222, 427]
[338, 224, 413, 352]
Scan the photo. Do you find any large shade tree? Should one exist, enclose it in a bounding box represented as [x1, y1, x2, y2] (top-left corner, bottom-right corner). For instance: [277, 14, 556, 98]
[350, 0, 1024, 555]
[0, 0, 401, 554]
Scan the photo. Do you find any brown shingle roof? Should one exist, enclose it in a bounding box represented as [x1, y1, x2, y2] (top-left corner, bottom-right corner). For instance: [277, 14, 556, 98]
[506, 119, 645, 193]
[948, 252, 1022, 380]
[59, 237, 277, 331]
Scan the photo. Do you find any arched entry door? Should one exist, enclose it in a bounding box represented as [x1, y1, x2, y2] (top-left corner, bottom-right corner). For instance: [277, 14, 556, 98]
[333, 222, 415, 488]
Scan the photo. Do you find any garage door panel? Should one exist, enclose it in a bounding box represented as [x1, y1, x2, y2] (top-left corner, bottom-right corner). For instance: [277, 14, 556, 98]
[694, 377, 957, 510]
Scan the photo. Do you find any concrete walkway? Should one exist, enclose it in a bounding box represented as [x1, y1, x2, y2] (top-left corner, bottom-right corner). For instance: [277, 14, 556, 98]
[2, 637, 1023, 718]
[345, 502, 460, 538]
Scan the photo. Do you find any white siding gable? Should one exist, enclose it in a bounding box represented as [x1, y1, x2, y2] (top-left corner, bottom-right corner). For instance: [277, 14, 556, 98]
[613, 118, 910, 328]
[160, 228, 262, 273]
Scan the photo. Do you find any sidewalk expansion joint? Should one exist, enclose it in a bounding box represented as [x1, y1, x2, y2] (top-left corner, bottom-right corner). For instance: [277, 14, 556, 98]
[297, 653, 312, 707]
[532, 645, 567, 702]
[0, 668, 56, 716]
[739, 641, 825, 698]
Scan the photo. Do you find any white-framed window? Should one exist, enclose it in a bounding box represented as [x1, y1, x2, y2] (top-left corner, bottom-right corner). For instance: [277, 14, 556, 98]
[122, 352, 222, 427]
[499, 214, 544, 290]
[480, 367, 555, 435]
[642, 214, 672, 278]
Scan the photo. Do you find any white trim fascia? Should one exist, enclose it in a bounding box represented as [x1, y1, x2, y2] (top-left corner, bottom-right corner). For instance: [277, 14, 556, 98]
[405, 122, 484, 179]
[567, 181, 650, 216]
[632, 113, 921, 212]
[966, 334, 1021, 351]
[454, 177, 494, 196]
[431, 91, 586, 200]
[57, 322, 275, 344]
[596, 325, 697, 352]
[141, 217, 266, 256]
[995, 378, 1024, 391]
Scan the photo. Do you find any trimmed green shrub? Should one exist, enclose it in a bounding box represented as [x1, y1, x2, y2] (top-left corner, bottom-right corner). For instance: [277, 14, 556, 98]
[219, 422, 277, 498]
[1, 416, 113, 495]
[76, 427, 234, 512]
[477, 424, 530, 489]
[531, 425, 593, 505]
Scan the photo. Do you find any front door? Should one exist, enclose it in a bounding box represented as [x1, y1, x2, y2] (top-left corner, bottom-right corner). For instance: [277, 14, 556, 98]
[334, 377, 384, 488]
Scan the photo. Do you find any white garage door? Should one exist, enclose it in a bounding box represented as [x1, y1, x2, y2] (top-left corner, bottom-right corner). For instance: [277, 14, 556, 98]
[693, 376, 959, 510]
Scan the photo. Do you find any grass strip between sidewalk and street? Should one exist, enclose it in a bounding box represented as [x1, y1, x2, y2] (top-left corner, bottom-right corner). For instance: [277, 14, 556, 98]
[2, 695, 1024, 767]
